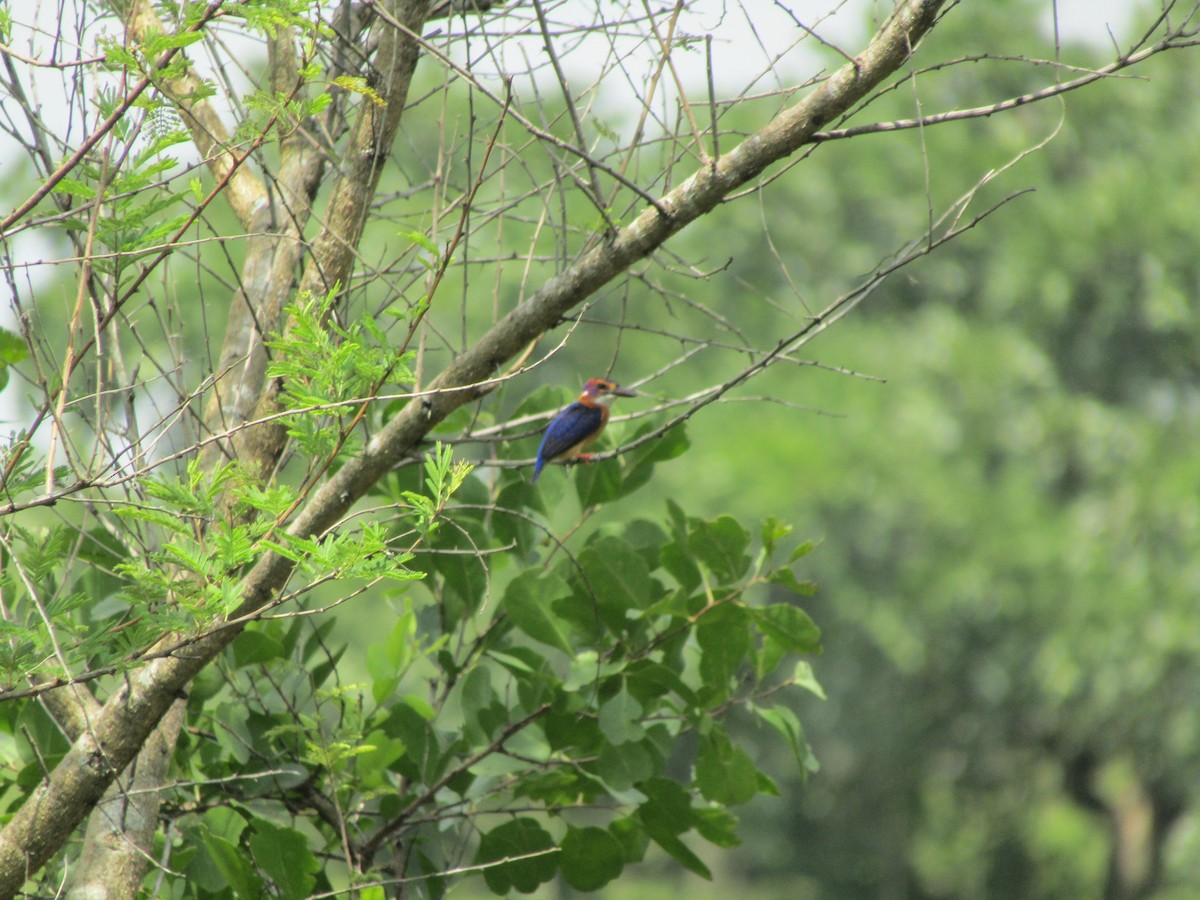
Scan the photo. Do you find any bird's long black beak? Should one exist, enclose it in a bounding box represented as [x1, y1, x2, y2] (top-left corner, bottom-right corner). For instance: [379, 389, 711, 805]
[613, 384, 639, 398]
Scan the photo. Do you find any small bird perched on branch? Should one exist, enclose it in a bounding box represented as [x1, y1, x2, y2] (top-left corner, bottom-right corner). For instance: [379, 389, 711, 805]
[532, 378, 638, 483]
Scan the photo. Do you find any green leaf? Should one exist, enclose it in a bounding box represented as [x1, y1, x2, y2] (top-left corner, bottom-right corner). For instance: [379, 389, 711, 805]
[696, 729, 759, 805]
[759, 516, 793, 555]
[367, 612, 416, 703]
[476, 818, 558, 894]
[142, 28, 204, 55]
[789, 539, 815, 562]
[697, 603, 751, 694]
[52, 177, 97, 200]
[574, 455, 624, 506]
[503, 571, 574, 653]
[593, 739, 655, 791]
[598, 684, 645, 744]
[688, 514, 751, 583]
[231, 627, 284, 668]
[195, 832, 263, 897]
[248, 821, 319, 899]
[625, 659, 696, 706]
[386, 701, 437, 781]
[560, 826, 624, 891]
[401, 692, 437, 720]
[0, 327, 27, 365]
[461, 664, 496, 743]
[768, 566, 819, 595]
[645, 829, 712, 880]
[357, 729, 407, 778]
[337, 75, 387, 107]
[751, 603, 822, 654]
[636, 779, 713, 877]
[793, 660, 827, 699]
[637, 777, 695, 836]
[574, 535, 656, 633]
[694, 807, 741, 848]
[609, 816, 649, 864]
[754, 703, 820, 777]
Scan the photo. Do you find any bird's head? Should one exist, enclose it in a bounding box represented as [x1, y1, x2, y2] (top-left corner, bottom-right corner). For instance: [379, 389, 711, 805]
[579, 377, 637, 407]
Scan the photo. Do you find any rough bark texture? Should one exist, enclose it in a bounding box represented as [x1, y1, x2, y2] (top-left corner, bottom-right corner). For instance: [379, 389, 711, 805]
[0, 1, 946, 893]
[65, 701, 185, 900]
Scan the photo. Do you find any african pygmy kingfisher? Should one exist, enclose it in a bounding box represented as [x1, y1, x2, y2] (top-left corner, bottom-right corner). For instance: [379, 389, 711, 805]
[532, 378, 637, 482]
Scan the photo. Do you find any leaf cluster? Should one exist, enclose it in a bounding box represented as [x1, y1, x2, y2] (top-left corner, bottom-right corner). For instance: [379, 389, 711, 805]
[164, 432, 822, 896]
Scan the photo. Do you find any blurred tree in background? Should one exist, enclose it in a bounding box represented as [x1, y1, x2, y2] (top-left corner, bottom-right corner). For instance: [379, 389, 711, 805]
[0, 0, 1199, 898]
[649, 5, 1200, 899]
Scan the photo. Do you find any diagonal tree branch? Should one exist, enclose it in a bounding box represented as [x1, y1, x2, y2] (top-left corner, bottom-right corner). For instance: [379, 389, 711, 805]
[0, 1, 945, 891]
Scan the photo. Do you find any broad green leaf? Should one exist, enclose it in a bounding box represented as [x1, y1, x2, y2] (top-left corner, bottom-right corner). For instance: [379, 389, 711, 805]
[636, 781, 713, 878]
[248, 821, 319, 898]
[400, 693, 437, 720]
[367, 643, 400, 705]
[694, 806, 742, 848]
[195, 832, 263, 897]
[504, 570, 574, 653]
[461, 665, 496, 743]
[754, 703, 820, 777]
[610, 816, 649, 864]
[201, 806, 248, 844]
[492, 481, 542, 553]
[0, 328, 27, 367]
[637, 777, 695, 836]
[357, 730, 407, 779]
[575, 455, 624, 506]
[476, 818, 558, 894]
[645, 829, 712, 880]
[516, 768, 587, 805]
[696, 729, 759, 805]
[560, 826, 624, 891]
[768, 566, 819, 595]
[563, 650, 624, 692]
[598, 684, 645, 744]
[789, 539, 815, 562]
[751, 603, 822, 654]
[660, 540, 701, 592]
[625, 659, 696, 706]
[574, 535, 655, 633]
[688, 514, 751, 584]
[231, 628, 284, 668]
[386, 610, 416, 668]
[660, 499, 701, 590]
[385, 702, 436, 781]
[593, 738, 654, 791]
[760, 516, 793, 554]
[697, 603, 751, 694]
[542, 714, 598, 766]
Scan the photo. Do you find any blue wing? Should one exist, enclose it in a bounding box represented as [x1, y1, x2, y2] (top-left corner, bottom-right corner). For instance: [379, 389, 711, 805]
[533, 402, 604, 481]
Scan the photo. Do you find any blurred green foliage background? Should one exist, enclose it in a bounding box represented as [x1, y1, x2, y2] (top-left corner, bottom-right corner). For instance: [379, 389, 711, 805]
[553, 5, 1200, 898]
